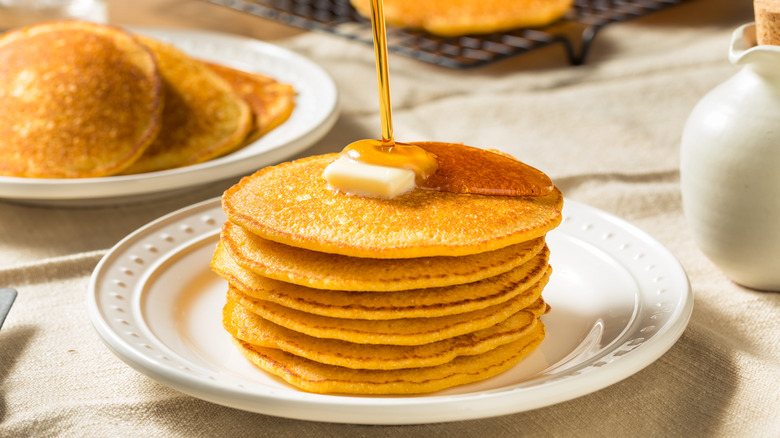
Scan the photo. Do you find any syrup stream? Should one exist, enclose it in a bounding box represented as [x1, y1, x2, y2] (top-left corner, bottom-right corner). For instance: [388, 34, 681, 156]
[370, 0, 394, 147]
[339, 0, 438, 183]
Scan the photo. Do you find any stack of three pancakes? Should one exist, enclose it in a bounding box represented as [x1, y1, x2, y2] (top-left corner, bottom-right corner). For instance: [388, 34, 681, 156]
[211, 153, 563, 394]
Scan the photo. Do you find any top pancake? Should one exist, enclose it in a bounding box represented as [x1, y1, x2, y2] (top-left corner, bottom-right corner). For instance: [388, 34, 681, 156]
[350, 0, 574, 36]
[121, 36, 251, 174]
[0, 21, 162, 178]
[223, 153, 563, 258]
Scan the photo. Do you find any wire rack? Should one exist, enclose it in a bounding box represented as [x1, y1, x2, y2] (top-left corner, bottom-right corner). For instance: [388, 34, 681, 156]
[203, 0, 689, 68]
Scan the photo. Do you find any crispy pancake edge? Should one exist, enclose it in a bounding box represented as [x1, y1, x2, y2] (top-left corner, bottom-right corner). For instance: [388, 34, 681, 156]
[231, 322, 545, 394]
[212, 240, 551, 318]
[224, 296, 546, 370]
[227, 285, 547, 345]
[220, 221, 548, 291]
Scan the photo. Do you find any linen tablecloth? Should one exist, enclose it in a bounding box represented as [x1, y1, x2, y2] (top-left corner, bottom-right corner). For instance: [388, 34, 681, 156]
[1, 0, 778, 436]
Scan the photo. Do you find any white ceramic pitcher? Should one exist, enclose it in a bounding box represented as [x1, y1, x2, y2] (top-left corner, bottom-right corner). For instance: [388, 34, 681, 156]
[680, 23, 780, 291]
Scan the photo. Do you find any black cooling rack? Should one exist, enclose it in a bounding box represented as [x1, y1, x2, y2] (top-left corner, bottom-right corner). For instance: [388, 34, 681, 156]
[203, 0, 689, 68]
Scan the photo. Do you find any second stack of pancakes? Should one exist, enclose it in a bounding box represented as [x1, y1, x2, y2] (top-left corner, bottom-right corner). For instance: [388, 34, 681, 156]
[212, 152, 563, 394]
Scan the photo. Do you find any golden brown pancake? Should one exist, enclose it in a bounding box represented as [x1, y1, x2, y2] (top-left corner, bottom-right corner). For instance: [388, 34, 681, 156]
[232, 321, 545, 394]
[220, 221, 547, 291]
[0, 21, 162, 178]
[223, 153, 563, 258]
[350, 0, 574, 36]
[121, 36, 251, 174]
[227, 286, 547, 345]
[205, 62, 295, 144]
[224, 296, 547, 370]
[213, 240, 550, 318]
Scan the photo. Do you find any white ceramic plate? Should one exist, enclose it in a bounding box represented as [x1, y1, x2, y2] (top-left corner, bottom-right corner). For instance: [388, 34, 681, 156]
[0, 28, 338, 206]
[87, 198, 692, 424]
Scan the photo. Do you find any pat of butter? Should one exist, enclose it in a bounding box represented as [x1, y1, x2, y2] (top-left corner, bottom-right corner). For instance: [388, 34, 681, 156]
[323, 155, 415, 198]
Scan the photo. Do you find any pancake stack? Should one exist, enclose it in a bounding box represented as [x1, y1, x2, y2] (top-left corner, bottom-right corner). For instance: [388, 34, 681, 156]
[0, 20, 295, 178]
[212, 151, 563, 394]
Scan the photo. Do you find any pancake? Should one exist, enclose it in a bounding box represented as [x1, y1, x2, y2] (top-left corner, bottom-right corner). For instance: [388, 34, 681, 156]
[220, 221, 547, 291]
[224, 296, 546, 370]
[0, 21, 162, 178]
[232, 321, 545, 394]
[227, 283, 547, 345]
[350, 0, 573, 36]
[121, 36, 251, 174]
[213, 240, 550, 318]
[223, 153, 563, 258]
[205, 62, 295, 144]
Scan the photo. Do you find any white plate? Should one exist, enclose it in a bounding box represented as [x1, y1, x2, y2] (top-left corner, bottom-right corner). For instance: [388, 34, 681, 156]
[0, 28, 338, 206]
[87, 198, 692, 424]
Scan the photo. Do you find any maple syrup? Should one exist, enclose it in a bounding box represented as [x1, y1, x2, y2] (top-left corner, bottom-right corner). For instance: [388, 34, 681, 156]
[342, 140, 438, 185]
[415, 142, 554, 196]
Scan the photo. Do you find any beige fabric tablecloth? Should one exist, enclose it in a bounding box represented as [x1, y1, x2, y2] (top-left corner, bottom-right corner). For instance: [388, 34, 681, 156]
[1, 0, 778, 436]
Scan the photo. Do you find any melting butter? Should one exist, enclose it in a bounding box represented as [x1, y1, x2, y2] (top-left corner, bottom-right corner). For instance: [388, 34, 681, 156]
[324, 155, 416, 199]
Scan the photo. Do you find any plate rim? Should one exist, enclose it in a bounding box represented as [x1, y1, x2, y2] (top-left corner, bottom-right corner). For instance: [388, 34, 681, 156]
[87, 197, 693, 424]
[0, 27, 339, 204]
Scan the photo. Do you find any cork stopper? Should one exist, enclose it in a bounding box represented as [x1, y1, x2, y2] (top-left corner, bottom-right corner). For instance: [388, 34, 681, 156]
[755, 0, 780, 45]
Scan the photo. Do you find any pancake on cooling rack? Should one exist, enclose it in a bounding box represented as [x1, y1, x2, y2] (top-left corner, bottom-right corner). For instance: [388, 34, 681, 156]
[350, 0, 574, 36]
[212, 145, 563, 395]
[0, 20, 296, 178]
[0, 21, 163, 178]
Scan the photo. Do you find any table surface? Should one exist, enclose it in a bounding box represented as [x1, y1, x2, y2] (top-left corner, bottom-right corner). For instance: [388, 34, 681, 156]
[1, 0, 778, 436]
